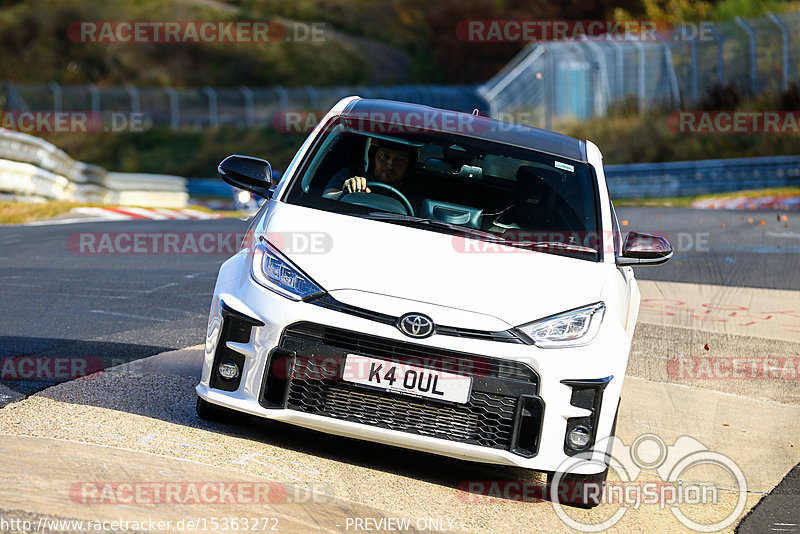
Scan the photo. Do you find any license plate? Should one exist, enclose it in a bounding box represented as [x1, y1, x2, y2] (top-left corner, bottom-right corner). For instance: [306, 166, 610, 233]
[342, 354, 472, 404]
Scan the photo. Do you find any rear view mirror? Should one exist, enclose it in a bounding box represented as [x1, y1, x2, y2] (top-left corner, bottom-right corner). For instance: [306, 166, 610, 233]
[616, 231, 672, 265]
[218, 155, 276, 199]
[423, 158, 483, 180]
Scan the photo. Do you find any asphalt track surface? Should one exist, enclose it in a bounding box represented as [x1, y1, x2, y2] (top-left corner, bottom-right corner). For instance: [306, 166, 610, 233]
[616, 207, 799, 290]
[0, 207, 798, 533]
[1, 208, 794, 406]
[0, 218, 240, 406]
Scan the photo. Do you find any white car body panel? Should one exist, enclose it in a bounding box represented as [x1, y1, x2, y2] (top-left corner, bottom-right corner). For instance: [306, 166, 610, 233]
[261, 201, 608, 328]
[197, 97, 663, 476]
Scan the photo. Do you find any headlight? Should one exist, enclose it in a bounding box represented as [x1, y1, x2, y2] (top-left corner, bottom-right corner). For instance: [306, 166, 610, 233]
[516, 302, 605, 348]
[251, 237, 324, 300]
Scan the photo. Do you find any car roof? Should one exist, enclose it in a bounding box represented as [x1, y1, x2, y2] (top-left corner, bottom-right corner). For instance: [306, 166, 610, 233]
[342, 98, 587, 163]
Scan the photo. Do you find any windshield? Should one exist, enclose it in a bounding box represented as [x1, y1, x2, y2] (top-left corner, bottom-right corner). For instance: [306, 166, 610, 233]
[283, 117, 601, 261]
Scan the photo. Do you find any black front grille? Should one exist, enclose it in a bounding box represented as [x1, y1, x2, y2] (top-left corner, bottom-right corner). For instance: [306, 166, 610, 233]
[277, 322, 538, 383]
[286, 378, 517, 449]
[265, 323, 543, 454]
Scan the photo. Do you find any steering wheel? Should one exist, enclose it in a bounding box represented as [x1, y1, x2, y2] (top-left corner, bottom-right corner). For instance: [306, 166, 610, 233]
[338, 181, 415, 216]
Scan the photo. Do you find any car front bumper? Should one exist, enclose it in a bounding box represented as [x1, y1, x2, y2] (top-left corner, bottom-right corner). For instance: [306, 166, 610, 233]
[197, 253, 630, 475]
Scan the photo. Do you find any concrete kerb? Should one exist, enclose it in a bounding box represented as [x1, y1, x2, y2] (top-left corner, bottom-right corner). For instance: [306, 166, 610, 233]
[1, 337, 798, 531]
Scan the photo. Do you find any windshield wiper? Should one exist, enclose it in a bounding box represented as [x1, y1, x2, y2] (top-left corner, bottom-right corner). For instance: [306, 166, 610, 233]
[360, 212, 598, 254]
[361, 212, 505, 241]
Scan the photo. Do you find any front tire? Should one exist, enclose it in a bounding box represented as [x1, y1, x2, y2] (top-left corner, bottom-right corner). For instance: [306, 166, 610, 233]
[548, 399, 619, 508]
[547, 468, 608, 508]
[196, 396, 240, 423]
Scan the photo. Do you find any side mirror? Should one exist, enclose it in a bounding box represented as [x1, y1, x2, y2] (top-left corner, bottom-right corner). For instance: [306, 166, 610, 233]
[616, 231, 672, 266]
[218, 155, 276, 199]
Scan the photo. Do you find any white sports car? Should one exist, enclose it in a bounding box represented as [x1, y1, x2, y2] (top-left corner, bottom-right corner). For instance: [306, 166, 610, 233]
[196, 97, 671, 505]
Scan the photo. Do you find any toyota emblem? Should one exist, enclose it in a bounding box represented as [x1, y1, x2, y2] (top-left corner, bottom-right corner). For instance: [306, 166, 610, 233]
[398, 313, 435, 338]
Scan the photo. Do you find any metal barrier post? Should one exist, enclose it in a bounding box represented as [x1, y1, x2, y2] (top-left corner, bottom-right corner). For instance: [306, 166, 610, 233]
[202, 86, 219, 127]
[239, 86, 255, 127]
[579, 41, 610, 118]
[88, 84, 100, 115]
[685, 26, 700, 103]
[304, 86, 319, 110]
[273, 86, 288, 111]
[48, 82, 62, 112]
[734, 17, 757, 94]
[709, 28, 725, 83]
[632, 42, 646, 112]
[767, 13, 790, 92]
[5, 83, 29, 112]
[610, 42, 625, 100]
[165, 87, 180, 131]
[125, 85, 140, 114]
[662, 43, 682, 107]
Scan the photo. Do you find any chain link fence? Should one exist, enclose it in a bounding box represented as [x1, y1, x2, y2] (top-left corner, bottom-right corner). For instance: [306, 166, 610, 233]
[479, 10, 800, 128]
[1, 83, 488, 130]
[2, 11, 797, 131]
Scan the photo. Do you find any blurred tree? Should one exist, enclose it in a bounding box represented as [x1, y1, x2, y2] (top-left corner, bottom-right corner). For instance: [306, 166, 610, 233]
[614, 0, 713, 23]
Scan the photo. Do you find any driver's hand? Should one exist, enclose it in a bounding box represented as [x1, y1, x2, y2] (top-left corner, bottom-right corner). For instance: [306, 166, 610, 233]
[343, 176, 371, 194]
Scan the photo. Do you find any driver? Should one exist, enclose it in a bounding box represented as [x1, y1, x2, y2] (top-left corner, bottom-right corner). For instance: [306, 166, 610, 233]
[323, 138, 415, 197]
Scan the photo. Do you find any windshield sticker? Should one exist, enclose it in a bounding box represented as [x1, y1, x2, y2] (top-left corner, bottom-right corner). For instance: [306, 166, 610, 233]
[554, 161, 574, 172]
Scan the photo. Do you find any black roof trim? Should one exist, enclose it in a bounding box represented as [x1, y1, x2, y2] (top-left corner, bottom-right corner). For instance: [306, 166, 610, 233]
[340, 98, 587, 163]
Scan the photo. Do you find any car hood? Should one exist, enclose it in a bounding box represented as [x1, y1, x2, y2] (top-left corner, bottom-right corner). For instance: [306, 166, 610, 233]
[261, 202, 607, 328]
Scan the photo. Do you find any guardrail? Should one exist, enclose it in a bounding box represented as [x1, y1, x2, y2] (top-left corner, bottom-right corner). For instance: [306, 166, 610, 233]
[605, 155, 800, 198]
[0, 130, 188, 207]
[3, 83, 488, 130]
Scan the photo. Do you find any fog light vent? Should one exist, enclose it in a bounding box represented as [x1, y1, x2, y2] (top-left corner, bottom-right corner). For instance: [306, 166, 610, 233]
[561, 377, 612, 456]
[567, 425, 592, 449]
[218, 361, 240, 380]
